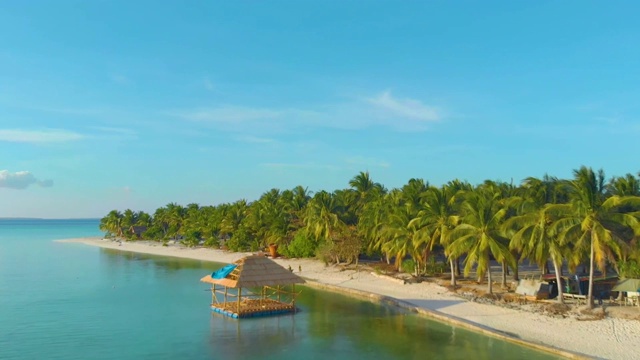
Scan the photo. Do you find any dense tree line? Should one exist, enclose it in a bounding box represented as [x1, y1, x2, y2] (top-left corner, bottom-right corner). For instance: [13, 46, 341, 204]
[100, 166, 640, 307]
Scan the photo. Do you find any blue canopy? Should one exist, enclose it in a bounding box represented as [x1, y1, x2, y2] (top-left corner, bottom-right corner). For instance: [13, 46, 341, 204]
[211, 264, 237, 279]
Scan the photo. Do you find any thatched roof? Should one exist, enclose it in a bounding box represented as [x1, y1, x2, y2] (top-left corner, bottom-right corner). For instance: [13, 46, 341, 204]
[129, 226, 147, 235]
[200, 255, 305, 288]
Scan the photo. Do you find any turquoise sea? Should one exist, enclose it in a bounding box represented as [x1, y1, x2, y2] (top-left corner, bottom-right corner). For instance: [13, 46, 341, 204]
[0, 219, 562, 360]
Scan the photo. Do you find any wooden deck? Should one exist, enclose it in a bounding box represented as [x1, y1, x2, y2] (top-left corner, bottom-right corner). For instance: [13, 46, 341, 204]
[210, 298, 297, 318]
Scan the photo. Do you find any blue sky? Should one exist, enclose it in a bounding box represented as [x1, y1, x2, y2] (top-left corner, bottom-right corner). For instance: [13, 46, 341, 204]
[1, 1, 640, 218]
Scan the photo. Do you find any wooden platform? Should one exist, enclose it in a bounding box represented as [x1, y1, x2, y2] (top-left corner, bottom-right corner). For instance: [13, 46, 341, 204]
[210, 299, 297, 318]
[562, 293, 587, 305]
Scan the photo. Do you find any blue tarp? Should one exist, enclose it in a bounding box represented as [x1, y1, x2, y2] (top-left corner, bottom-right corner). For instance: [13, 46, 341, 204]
[212, 264, 237, 279]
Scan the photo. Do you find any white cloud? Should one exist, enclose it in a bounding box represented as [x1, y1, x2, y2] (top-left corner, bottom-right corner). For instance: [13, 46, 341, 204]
[177, 106, 283, 123]
[366, 91, 441, 122]
[0, 129, 84, 143]
[172, 91, 443, 133]
[0, 170, 53, 190]
[90, 126, 138, 140]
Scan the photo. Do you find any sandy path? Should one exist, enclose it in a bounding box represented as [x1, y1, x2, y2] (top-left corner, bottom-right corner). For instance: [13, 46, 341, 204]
[57, 237, 640, 360]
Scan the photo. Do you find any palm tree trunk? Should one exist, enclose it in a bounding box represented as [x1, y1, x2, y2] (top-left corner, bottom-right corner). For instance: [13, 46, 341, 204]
[512, 263, 519, 281]
[511, 250, 519, 281]
[587, 236, 595, 308]
[455, 257, 461, 276]
[552, 257, 565, 304]
[487, 269, 493, 294]
[450, 258, 457, 287]
[501, 262, 507, 288]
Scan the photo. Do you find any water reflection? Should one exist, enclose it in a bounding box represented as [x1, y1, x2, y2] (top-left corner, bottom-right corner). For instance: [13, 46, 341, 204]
[97, 249, 561, 360]
[201, 286, 560, 360]
[208, 315, 299, 358]
[99, 248, 222, 276]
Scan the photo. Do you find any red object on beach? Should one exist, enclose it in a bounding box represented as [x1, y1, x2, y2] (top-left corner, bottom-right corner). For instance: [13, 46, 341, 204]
[268, 243, 278, 258]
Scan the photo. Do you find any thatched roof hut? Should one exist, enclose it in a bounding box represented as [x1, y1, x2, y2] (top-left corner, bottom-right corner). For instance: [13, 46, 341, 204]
[200, 255, 305, 319]
[200, 255, 305, 288]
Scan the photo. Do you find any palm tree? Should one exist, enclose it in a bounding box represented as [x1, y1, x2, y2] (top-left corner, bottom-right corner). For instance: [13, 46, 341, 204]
[166, 203, 186, 239]
[477, 180, 520, 284]
[359, 191, 394, 263]
[448, 189, 514, 294]
[220, 200, 248, 237]
[99, 210, 123, 238]
[410, 185, 460, 286]
[152, 206, 170, 239]
[349, 171, 385, 215]
[121, 209, 137, 238]
[304, 191, 344, 242]
[180, 203, 204, 246]
[135, 211, 152, 227]
[506, 175, 568, 303]
[400, 178, 429, 215]
[372, 190, 423, 273]
[284, 186, 311, 226]
[549, 166, 640, 308]
[305, 191, 362, 263]
[607, 173, 640, 197]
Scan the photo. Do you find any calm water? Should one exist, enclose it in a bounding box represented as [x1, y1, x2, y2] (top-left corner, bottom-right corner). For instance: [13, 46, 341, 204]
[0, 219, 561, 360]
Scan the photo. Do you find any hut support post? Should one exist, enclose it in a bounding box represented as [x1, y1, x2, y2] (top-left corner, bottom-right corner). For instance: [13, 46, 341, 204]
[277, 285, 281, 302]
[237, 288, 242, 314]
[292, 284, 296, 307]
[212, 284, 216, 304]
[224, 287, 228, 304]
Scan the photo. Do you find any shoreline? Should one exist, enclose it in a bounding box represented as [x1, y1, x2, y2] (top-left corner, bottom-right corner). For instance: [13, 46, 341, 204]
[58, 237, 639, 360]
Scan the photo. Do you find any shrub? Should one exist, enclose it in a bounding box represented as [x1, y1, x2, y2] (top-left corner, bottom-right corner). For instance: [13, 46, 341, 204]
[425, 255, 446, 275]
[225, 228, 253, 252]
[282, 232, 317, 258]
[142, 227, 164, 241]
[315, 241, 336, 265]
[401, 259, 416, 274]
[203, 237, 220, 248]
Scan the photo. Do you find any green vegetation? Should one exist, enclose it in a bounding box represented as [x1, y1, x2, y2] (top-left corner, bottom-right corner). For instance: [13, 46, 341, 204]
[100, 167, 640, 307]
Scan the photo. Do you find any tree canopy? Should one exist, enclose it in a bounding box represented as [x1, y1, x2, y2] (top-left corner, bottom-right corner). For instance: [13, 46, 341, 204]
[101, 167, 640, 302]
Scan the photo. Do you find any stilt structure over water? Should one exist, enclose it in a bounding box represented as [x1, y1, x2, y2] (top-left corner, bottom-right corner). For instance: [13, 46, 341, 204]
[200, 255, 305, 318]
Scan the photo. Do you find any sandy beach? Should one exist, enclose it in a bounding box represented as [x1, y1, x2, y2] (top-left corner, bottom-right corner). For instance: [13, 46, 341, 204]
[58, 237, 640, 360]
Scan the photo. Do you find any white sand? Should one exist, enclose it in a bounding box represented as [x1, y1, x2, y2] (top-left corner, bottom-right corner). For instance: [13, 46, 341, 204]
[58, 237, 640, 360]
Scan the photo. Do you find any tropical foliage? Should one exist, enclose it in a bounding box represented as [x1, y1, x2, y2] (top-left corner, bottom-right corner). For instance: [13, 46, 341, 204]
[101, 168, 640, 304]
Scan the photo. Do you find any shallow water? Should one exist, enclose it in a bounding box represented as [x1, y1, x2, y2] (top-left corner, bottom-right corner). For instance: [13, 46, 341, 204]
[0, 219, 562, 359]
